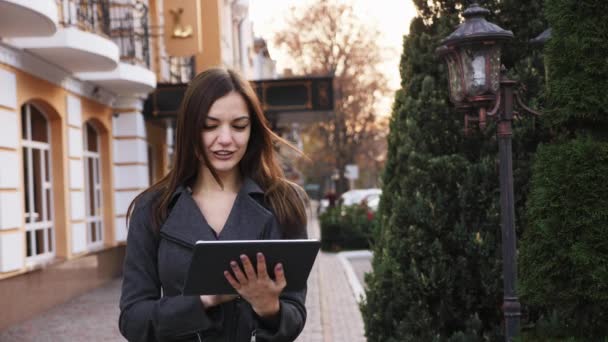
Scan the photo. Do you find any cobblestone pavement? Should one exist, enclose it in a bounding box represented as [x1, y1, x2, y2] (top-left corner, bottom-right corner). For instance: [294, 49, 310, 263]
[0, 279, 124, 341]
[0, 203, 368, 342]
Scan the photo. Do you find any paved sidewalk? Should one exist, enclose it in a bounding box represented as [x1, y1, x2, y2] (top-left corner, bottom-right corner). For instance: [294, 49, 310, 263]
[0, 204, 368, 342]
[296, 208, 366, 342]
[0, 279, 124, 341]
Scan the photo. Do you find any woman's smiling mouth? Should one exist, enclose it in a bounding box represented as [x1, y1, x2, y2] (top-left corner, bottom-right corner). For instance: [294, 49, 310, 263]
[212, 150, 235, 160]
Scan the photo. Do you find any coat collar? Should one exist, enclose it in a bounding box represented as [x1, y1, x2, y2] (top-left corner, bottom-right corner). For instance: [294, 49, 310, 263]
[171, 176, 264, 200]
[161, 177, 272, 247]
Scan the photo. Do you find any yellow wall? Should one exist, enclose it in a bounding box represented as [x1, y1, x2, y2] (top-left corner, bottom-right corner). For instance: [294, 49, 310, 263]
[195, 0, 223, 72]
[0, 64, 117, 279]
[151, 0, 223, 80]
[149, 0, 162, 78]
[145, 120, 169, 184]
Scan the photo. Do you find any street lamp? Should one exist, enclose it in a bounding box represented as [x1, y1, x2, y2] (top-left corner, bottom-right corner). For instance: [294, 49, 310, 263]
[436, 3, 514, 130]
[437, 3, 541, 341]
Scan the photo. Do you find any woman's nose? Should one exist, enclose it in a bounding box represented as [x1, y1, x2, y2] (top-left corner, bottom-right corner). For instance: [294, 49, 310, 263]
[217, 127, 232, 144]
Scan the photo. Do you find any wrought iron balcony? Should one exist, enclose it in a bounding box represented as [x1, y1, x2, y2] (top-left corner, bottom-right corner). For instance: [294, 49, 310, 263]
[10, 0, 118, 72]
[60, 0, 111, 37]
[165, 55, 196, 83]
[109, 0, 150, 68]
[71, 0, 156, 93]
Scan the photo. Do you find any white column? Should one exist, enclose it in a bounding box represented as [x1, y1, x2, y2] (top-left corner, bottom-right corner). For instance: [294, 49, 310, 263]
[66, 94, 87, 254]
[112, 97, 149, 242]
[0, 68, 24, 272]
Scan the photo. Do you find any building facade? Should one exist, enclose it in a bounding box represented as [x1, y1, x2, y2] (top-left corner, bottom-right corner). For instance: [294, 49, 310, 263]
[0, 0, 261, 329]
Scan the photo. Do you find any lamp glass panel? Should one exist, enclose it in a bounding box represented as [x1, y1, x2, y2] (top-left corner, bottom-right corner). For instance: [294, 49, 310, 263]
[446, 54, 464, 103]
[462, 47, 489, 97]
[488, 45, 502, 93]
[472, 54, 486, 88]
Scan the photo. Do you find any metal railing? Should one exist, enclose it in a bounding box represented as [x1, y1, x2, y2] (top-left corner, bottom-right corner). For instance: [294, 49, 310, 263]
[60, 0, 111, 37]
[59, 0, 152, 68]
[165, 56, 196, 83]
[109, 1, 150, 68]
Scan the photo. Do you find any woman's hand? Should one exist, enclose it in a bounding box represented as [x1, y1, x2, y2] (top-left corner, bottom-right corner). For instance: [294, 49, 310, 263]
[199, 294, 238, 309]
[224, 252, 286, 318]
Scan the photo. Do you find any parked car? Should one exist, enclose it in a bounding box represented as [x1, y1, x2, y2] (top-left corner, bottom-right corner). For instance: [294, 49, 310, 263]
[364, 193, 380, 212]
[364, 194, 381, 221]
[339, 188, 382, 207]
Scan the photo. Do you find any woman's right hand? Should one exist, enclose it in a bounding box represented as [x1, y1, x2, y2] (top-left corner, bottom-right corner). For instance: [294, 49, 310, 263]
[200, 294, 238, 309]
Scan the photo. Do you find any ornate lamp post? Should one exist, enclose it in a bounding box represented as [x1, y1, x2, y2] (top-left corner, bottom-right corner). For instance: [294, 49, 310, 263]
[437, 3, 541, 341]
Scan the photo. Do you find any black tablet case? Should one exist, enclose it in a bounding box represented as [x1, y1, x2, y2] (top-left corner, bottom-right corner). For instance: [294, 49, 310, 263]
[182, 239, 321, 295]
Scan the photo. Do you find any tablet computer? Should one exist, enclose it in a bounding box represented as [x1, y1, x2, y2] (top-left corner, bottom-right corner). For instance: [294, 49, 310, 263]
[183, 239, 321, 295]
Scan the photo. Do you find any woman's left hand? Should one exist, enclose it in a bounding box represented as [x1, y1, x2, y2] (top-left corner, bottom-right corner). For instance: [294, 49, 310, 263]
[224, 252, 285, 318]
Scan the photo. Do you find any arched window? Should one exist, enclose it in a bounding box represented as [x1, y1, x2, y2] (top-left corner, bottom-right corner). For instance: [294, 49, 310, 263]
[21, 103, 54, 262]
[83, 121, 103, 249]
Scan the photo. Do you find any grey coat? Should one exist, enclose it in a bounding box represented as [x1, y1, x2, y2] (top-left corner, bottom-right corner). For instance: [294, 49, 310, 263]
[119, 178, 307, 342]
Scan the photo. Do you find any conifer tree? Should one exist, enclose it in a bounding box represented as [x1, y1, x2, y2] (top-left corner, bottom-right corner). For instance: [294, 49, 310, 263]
[362, 1, 546, 340]
[519, 0, 608, 338]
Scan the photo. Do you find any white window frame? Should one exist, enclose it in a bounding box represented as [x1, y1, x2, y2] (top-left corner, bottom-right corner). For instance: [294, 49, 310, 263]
[83, 122, 104, 250]
[22, 103, 55, 265]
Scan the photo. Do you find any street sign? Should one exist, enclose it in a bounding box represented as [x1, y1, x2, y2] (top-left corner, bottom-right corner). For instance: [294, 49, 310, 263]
[344, 164, 359, 180]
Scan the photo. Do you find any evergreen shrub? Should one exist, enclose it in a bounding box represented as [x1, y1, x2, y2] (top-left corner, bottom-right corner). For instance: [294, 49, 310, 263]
[520, 137, 608, 339]
[517, 0, 608, 339]
[543, 0, 608, 130]
[361, 0, 547, 340]
[319, 205, 374, 251]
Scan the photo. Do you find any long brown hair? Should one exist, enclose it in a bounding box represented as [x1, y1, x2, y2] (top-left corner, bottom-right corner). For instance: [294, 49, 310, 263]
[126, 68, 307, 238]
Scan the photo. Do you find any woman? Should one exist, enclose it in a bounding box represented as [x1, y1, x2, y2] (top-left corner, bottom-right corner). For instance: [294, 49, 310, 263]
[119, 68, 308, 342]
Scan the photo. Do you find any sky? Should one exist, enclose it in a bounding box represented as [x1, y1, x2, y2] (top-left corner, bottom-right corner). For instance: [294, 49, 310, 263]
[249, 0, 418, 116]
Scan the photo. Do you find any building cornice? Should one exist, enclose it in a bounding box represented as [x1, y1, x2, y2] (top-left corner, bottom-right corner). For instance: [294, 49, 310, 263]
[0, 42, 116, 107]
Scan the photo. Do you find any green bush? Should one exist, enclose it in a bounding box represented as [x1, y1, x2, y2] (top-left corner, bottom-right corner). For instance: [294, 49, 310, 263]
[361, 0, 548, 340]
[520, 137, 608, 339]
[517, 0, 608, 339]
[544, 0, 608, 131]
[319, 205, 374, 251]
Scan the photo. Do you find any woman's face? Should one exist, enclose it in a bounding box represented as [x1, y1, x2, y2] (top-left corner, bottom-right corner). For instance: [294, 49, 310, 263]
[201, 91, 251, 175]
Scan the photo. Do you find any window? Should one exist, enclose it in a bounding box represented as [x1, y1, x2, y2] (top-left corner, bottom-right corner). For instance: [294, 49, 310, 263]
[83, 121, 103, 249]
[22, 103, 54, 263]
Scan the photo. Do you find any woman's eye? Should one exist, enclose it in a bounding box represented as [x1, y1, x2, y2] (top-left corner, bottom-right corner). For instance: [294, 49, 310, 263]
[202, 125, 217, 130]
[233, 125, 249, 130]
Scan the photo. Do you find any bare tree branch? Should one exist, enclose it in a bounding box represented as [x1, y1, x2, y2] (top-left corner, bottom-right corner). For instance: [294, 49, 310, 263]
[275, 0, 390, 191]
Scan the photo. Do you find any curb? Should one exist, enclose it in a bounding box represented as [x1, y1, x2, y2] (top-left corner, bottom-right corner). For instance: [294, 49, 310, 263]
[337, 250, 373, 303]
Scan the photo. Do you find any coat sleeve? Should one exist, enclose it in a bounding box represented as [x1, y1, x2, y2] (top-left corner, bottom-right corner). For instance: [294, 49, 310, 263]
[118, 199, 224, 341]
[254, 215, 309, 342]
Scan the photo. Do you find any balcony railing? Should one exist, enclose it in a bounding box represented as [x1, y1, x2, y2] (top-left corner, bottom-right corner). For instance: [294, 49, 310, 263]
[165, 56, 196, 83]
[60, 0, 111, 37]
[109, 1, 150, 68]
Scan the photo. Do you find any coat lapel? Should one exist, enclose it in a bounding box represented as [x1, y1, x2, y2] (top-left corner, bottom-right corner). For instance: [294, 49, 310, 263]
[217, 177, 273, 240]
[159, 178, 274, 246]
[160, 188, 217, 246]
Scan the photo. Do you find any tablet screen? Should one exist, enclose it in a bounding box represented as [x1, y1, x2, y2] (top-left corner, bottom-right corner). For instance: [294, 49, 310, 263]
[183, 239, 321, 295]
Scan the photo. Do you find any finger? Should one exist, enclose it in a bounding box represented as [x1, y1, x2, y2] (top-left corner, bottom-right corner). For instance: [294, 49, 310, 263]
[222, 294, 239, 302]
[240, 254, 257, 280]
[217, 294, 238, 304]
[230, 260, 248, 285]
[256, 252, 269, 280]
[274, 263, 287, 290]
[224, 270, 241, 290]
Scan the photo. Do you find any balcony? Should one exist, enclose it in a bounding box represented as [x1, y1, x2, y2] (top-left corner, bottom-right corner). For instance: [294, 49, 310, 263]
[77, 1, 156, 95]
[164, 56, 196, 84]
[9, 0, 119, 73]
[0, 0, 59, 37]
